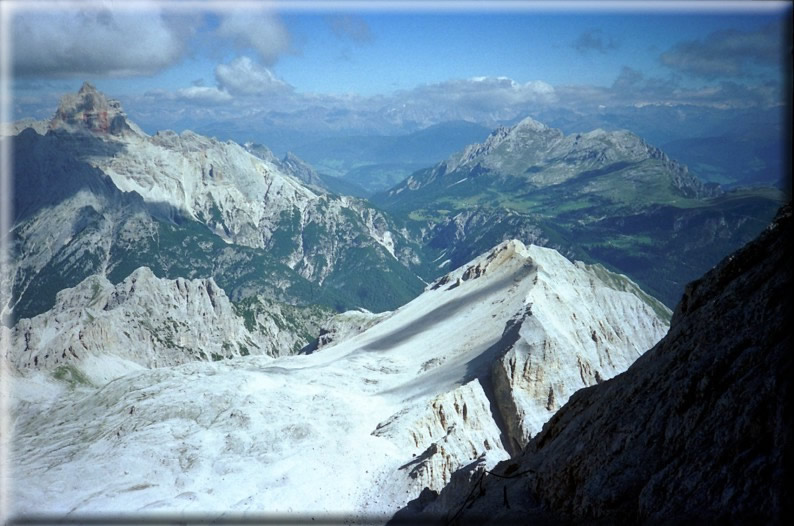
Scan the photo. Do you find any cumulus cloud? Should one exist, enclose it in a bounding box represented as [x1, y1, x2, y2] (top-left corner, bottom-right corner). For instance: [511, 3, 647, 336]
[660, 23, 782, 78]
[104, 69, 782, 142]
[214, 57, 293, 96]
[12, 1, 197, 77]
[216, 10, 291, 65]
[326, 15, 374, 45]
[142, 86, 233, 106]
[573, 29, 619, 54]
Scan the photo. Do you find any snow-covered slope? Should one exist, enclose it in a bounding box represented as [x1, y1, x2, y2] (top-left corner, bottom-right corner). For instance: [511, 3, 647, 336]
[8, 240, 669, 518]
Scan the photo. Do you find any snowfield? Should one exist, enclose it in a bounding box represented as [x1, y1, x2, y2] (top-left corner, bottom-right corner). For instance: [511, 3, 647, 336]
[7, 240, 670, 520]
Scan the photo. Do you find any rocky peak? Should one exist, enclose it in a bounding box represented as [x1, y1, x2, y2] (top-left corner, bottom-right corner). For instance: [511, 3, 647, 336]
[50, 81, 135, 136]
[243, 142, 280, 164]
[403, 204, 790, 524]
[280, 151, 324, 188]
[450, 126, 511, 170]
[511, 115, 550, 133]
[8, 236, 671, 516]
[455, 117, 553, 163]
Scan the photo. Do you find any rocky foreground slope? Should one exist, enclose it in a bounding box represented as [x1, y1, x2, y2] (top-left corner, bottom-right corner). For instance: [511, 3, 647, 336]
[7, 240, 668, 519]
[398, 204, 791, 524]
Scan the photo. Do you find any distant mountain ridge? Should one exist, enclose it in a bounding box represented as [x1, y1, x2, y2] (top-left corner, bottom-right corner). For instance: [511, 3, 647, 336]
[379, 115, 720, 211]
[372, 115, 782, 308]
[289, 120, 493, 194]
[5, 84, 782, 322]
[243, 142, 370, 197]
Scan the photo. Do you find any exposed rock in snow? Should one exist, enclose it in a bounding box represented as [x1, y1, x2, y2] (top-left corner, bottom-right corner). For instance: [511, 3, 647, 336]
[404, 205, 790, 524]
[311, 308, 390, 351]
[373, 380, 510, 493]
[6, 268, 328, 385]
[7, 239, 669, 519]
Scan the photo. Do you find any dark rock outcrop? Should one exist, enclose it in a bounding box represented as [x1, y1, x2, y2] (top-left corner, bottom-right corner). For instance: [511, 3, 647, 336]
[394, 204, 791, 524]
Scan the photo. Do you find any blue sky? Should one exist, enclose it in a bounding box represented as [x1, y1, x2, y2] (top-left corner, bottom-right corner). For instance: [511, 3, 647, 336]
[273, 11, 779, 94]
[3, 1, 791, 135]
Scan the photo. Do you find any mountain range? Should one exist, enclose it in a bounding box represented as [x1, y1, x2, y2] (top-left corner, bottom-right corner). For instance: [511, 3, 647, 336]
[4, 84, 781, 322]
[1, 83, 787, 523]
[3, 83, 432, 324]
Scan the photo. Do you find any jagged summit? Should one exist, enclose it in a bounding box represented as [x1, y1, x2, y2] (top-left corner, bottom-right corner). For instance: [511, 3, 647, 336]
[7, 83, 428, 320]
[49, 81, 140, 137]
[5, 266, 329, 385]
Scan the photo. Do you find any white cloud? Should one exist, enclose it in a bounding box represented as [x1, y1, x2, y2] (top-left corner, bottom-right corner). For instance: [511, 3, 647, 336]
[143, 86, 232, 106]
[174, 86, 233, 105]
[216, 10, 290, 66]
[11, 1, 197, 77]
[214, 57, 293, 96]
[402, 77, 557, 115]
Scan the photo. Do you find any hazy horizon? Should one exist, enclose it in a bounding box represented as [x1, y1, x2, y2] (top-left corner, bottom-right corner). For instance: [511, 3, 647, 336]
[4, 1, 791, 143]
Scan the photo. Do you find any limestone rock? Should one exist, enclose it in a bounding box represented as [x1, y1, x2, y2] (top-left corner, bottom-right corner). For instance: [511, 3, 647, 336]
[373, 380, 510, 493]
[409, 204, 791, 524]
[7, 268, 327, 385]
[8, 239, 670, 517]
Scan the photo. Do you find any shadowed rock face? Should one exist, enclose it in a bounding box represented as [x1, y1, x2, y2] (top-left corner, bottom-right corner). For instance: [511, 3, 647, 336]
[395, 204, 791, 525]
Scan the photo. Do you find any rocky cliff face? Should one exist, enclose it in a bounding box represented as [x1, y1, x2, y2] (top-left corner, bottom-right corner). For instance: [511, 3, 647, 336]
[5, 267, 327, 385]
[402, 204, 790, 524]
[4, 84, 428, 320]
[50, 81, 140, 137]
